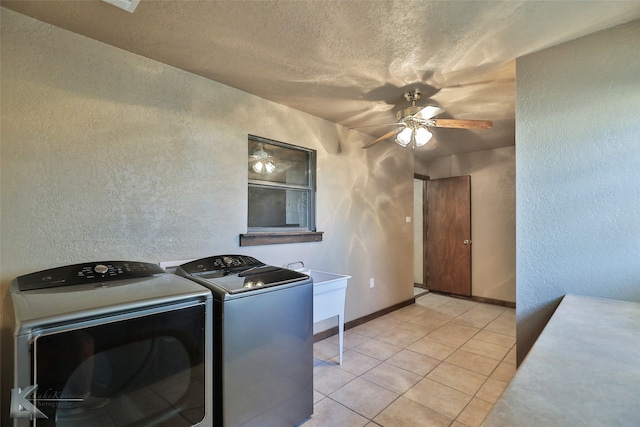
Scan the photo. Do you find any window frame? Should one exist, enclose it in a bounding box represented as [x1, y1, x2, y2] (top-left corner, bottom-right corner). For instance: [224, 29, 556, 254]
[241, 135, 322, 246]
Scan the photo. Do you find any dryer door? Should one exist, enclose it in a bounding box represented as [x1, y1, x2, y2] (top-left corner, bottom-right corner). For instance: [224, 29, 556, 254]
[26, 302, 207, 427]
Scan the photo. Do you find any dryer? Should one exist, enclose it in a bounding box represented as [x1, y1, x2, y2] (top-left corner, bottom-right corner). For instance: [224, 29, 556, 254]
[8, 261, 213, 427]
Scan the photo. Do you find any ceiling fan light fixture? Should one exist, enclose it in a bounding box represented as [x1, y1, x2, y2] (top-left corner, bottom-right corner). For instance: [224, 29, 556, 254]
[395, 127, 412, 147]
[250, 145, 277, 174]
[252, 161, 264, 173]
[264, 160, 276, 174]
[414, 127, 433, 147]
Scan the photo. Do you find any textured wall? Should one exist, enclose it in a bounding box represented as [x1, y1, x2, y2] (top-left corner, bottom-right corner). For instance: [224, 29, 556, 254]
[427, 147, 516, 303]
[0, 10, 415, 417]
[516, 19, 640, 363]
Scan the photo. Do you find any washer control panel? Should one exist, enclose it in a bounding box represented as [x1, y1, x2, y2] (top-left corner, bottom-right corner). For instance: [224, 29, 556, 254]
[178, 255, 263, 274]
[16, 261, 166, 291]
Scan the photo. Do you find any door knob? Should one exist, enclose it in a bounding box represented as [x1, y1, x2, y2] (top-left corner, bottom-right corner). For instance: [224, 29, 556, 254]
[463, 239, 472, 245]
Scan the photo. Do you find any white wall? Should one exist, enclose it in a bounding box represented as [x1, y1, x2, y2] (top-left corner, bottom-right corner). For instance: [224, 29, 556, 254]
[428, 147, 516, 303]
[516, 19, 640, 363]
[0, 10, 415, 418]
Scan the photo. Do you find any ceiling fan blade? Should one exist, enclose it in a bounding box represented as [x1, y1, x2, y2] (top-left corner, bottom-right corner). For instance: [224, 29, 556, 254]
[348, 123, 403, 130]
[363, 128, 401, 149]
[430, 119, 492, 129]
[412, 105, 444, 120]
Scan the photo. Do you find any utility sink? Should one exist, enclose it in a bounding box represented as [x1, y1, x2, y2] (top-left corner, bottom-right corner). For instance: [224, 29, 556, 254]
[300, 269, 350, 365]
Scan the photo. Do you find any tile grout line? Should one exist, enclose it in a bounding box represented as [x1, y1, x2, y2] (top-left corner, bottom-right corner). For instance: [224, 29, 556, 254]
[403, 307, 498, 423]
[451, 340, 517, 426]
[311, 294, 516, 426]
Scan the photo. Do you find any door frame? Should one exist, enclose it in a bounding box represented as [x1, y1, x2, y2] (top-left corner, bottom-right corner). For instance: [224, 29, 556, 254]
[414, 173, 429, 289]
[425, 175, 472, 296]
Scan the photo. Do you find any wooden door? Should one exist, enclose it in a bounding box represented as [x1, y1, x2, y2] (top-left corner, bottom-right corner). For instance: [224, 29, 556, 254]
[426, 176, 472, 296]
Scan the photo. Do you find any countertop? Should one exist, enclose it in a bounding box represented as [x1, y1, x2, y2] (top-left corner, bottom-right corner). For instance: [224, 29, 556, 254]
[483, 294, 640, 426]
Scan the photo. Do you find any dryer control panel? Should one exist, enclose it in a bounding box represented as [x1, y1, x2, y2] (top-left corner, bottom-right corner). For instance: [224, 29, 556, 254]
[15, 261, 166, 291]
[178, 255, 264, 274]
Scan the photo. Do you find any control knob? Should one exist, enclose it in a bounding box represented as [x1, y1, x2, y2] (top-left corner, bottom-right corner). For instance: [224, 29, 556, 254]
[94, 264, 109, 274]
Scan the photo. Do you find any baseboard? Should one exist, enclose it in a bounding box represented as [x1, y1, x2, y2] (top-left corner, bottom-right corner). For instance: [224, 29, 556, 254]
[428, 290, 516, 308]
[313, 292, 515, 342]
[471, 295, 516, 308]
[313, 297, 416, 342]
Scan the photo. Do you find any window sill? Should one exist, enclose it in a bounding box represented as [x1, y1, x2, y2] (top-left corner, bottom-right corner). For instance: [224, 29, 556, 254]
[239, 231, 324, 246]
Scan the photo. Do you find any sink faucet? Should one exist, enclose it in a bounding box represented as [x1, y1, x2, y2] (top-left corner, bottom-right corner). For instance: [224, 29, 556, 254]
[286, 261, 305, 270]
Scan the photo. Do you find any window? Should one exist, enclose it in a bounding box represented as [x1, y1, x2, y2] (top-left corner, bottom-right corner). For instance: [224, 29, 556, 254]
[241, 135, 322, 246]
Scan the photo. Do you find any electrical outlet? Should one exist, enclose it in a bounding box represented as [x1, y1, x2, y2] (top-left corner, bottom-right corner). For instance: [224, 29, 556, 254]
[370, 278, 375, 288]
[406, 216, 412, 223]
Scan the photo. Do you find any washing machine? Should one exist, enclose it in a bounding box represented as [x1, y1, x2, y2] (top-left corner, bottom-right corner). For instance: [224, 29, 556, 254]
[7, 260, 213, 427]
[175, 255, 313, 427]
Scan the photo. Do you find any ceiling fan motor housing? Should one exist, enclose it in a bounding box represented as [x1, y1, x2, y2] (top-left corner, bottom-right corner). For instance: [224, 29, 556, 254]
[404, 89, 421, 103]
[397, 106, 424, 121]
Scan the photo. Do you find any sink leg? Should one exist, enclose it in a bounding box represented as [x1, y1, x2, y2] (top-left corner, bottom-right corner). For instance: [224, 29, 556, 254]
[338, 314, 344, 365]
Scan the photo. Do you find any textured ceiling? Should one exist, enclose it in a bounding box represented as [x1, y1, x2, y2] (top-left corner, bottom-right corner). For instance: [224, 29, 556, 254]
[3, 0, 640, 160]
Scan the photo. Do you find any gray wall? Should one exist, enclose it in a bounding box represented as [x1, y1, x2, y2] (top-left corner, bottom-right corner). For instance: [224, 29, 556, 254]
[516, 19, 640, 363]
[424, 146, 516, 304]
[0, 10, 415, 418]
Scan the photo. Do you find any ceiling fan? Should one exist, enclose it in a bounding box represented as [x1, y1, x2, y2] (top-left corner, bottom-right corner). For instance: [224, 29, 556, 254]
[248, 143, 279, 174]
[352, 89, 492, 149]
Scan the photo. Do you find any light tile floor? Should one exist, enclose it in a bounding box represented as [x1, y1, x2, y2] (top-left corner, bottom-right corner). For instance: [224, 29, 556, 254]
[304, 292, 516, 427]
